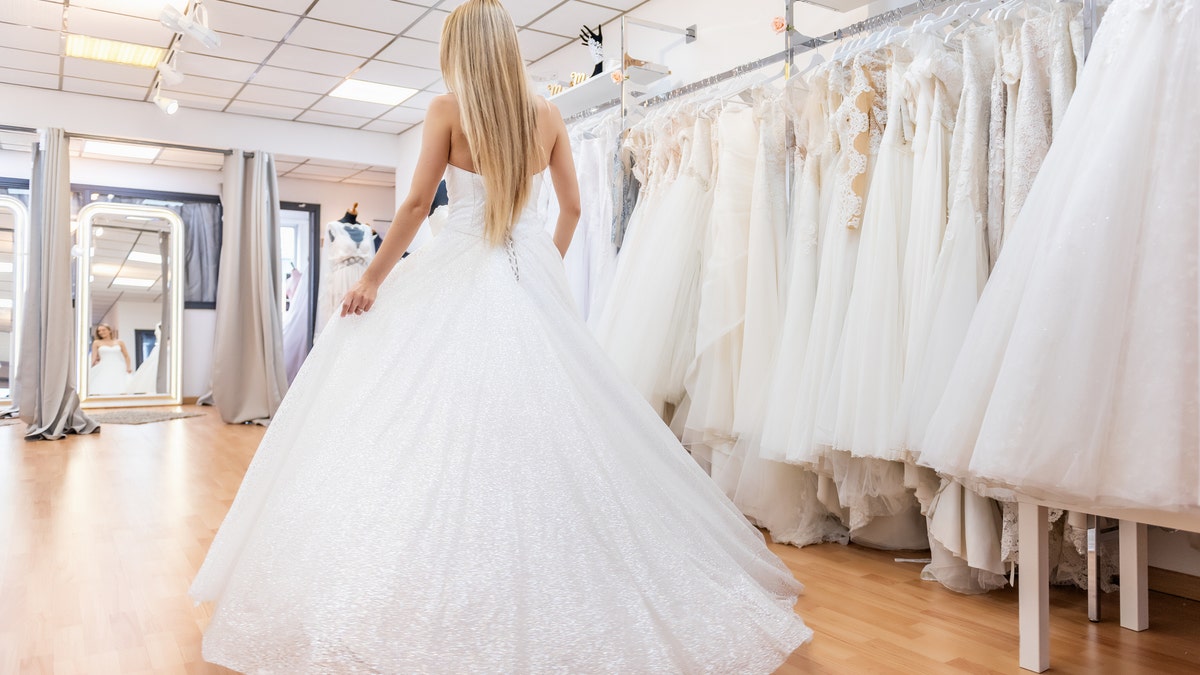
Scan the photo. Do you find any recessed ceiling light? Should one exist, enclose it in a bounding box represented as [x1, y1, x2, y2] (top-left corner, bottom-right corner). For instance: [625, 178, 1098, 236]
[83, 140, 161, 161]
[127, 251, 163, 264]
[330, 79, 417, 106]
[112, 277, 156, 288]
[0, 299, 12, 309]
[65, 34, 166, 68]
[92, 263, 123, 277]
[0, 262, 12, 273]
[126, 216, 155, 221]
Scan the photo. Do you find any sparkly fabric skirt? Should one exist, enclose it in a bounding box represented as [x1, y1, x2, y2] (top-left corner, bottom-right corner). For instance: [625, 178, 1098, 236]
[190, 207, 811, 673]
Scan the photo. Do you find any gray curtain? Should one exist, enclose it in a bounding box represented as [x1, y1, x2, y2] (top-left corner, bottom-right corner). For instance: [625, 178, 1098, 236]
[199, 151, 287, 424]
[18, 128, 98, 440]
[181, 202, 221, 304]
[157, 231, 170, 393]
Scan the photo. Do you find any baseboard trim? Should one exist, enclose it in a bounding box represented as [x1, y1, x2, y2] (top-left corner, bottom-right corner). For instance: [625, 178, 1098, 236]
[182, 396, 200, 405]
[1149, 566, 1200, 602]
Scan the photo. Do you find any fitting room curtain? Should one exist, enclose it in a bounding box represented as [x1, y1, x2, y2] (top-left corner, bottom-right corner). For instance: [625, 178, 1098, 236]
[199, 151, 287, 424]
[18, 128, 98, 440]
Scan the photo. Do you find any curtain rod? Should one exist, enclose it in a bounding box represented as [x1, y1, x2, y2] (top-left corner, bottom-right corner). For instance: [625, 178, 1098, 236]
[67, 133, 241, 156]
[638, 0, 968, 111]
[0, 125, 38, 134]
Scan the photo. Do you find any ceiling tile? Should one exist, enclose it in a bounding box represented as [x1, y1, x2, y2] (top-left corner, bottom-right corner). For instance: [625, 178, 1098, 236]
[275, 154, 310, 165]
[425, 77, 448, 94]
[226, 100, 304, 120]
[0, 0, 65, 30]
[205, 1, 299, 41]
[353, 61, 439, 90]
[155, 159, 223, 171]
[296, 110, 372, 128]
[0, 47, 60, 74]
[167, 90, 229, 111]
[157, 148, 225, 166]
[403, 9, 448, 42]
[165, 74, 243, 98]
[362, 119, 413, 134]
[63, 57, 156, 86]
[379, 106, 426, 124]
[518, 29, 570, 62]
[247, 0, 314, 13]
[286, 18, 393, 58]
[0, 66, 59, 90]
[266, 44, 364, 78]
[588, 0, 646, 9]
[285, 163, 359, 179]
[0, 24, 62, 54]
[529, 1, 620, 38]
[434, 0, 471, 11]
[507, 0, 565, 26]
[177, 52, 260, 82]
[237, 83, 323, 108]
[66, 7, 174, 47]
[343, 170, 396, 186]
[250, 65, 341, 93]
[209, 32, 279, 64]
[62, 76, 148, 100]
[375, 36, 440, 68]
[308, 0, 426, 35]
[70, 0, 188, 21]
[400, 90, 439, 109]
[311, 96, 393, 118]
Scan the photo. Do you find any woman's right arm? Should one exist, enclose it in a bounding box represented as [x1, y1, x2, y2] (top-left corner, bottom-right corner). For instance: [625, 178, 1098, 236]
[340, 97, 454, 317]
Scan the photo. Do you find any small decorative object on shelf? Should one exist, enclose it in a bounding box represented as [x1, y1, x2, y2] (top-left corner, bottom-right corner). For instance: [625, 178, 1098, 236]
[611, 71, 625, 84]
[772, 16, 793, 34]
[570, 71, 588, 87]
[547, 83, 565, 96]
[579, 24, 604, 78]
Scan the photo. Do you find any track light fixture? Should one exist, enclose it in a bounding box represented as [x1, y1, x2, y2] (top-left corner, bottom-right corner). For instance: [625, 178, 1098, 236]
[152, 82, 179, 115]
[161, 1, 221, 50]
[157, 52, 184, 86]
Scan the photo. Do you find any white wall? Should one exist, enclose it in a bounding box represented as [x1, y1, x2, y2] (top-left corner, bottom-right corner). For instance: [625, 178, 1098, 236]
[182, 308, 215, 399]
[103, 299, 161, 355]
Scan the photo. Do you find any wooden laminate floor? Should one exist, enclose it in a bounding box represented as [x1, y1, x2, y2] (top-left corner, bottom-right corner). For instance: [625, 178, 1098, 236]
[2, 406, 1198, 674]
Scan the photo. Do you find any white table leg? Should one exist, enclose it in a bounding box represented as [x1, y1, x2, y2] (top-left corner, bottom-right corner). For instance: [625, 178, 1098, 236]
[1019, 501, 1050, 672]
[1119, 520, 1149, 631]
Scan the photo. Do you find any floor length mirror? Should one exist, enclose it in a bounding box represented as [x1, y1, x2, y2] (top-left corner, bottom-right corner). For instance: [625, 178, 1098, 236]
[0, 196, 28, 406]
[76, 203, 183, 407]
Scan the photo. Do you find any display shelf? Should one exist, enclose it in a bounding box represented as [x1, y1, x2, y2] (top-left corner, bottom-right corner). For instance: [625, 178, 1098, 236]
[547, 63, 669, 119]
[1015, 497, 1200, 672]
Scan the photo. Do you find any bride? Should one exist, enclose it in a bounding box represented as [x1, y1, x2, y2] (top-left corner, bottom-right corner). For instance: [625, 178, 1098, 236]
[190, 1, 812, 672]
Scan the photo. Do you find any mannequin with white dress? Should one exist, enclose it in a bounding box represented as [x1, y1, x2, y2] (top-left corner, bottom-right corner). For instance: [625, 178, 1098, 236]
[315, 205, 375, 336]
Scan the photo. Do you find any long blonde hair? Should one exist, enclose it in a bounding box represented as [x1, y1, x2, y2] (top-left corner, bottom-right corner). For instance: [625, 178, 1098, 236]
[440, 0, 540, 246]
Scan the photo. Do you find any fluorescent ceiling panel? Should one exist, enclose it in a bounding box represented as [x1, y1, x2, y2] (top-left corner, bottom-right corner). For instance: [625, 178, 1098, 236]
[127, 251, 162, 264]
[329, 79, 417, 106]
[83, 140, 161, 160]
[65, 34, 166, 68]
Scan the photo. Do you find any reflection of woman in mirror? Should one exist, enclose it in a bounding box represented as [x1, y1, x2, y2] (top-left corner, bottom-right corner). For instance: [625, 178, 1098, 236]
[89, 323, 132, 395]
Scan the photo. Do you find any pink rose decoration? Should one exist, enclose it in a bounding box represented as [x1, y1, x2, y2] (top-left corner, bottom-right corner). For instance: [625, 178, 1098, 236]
[611, 70, 625, 83]
[772, 16, 787, 34]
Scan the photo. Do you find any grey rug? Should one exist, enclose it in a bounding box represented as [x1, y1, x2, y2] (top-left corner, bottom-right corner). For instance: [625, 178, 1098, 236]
[87, 410, 206, 425]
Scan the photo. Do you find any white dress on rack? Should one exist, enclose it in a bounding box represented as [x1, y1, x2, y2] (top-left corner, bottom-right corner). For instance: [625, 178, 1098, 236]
[818, 50, 913, 462]
[316, 221, 375, 335]
[685, 104, 759, 453]
[592, 114, 714, 418]
[191, 164, 812, 673]
[920, 0, 1200, 512]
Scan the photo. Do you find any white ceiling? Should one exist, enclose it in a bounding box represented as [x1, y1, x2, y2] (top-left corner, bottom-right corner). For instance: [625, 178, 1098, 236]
[0, 0, 648, 135]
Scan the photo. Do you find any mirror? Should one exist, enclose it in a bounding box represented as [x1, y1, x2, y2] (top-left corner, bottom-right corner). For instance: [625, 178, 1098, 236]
[0, 196, 28, 405]
[76, 203, 183, 407]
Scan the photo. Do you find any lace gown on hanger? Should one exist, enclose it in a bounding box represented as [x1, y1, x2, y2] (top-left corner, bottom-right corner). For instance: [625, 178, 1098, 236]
[920, 0, 1200, 512]
[191, 164, 812, 673]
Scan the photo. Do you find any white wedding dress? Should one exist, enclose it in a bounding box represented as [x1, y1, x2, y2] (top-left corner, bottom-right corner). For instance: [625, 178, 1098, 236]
[920, 0, 1199, 511]
[89, 343, 130, 395]
[191, 164, 811, 673]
